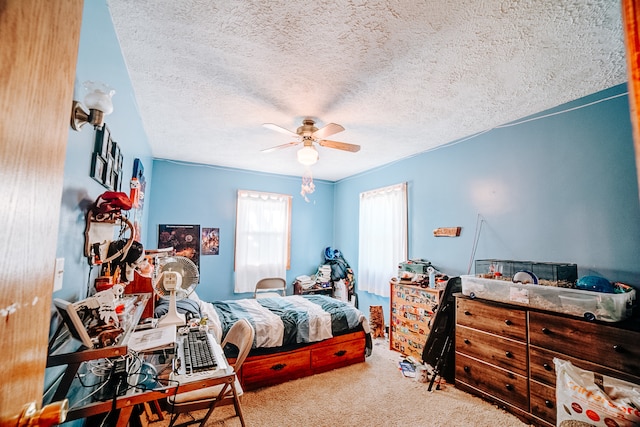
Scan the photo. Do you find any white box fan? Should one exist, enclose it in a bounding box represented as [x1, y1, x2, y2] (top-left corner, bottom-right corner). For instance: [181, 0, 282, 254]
[153, 256, 199, 327]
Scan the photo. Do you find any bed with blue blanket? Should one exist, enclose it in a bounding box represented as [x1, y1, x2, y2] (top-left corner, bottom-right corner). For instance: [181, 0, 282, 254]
[156, 293, 372, 390]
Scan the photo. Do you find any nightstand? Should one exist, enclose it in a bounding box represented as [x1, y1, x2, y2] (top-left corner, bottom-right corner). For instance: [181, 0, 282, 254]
[294, 282, 333, 297]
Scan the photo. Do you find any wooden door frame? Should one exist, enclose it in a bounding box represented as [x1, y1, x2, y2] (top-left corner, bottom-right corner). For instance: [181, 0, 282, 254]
[623, 0, 640, 200]
[0, 0, 84, 423]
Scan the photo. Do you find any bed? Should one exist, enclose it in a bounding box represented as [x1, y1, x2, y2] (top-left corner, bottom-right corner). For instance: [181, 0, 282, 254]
[155, 293, 372, 391]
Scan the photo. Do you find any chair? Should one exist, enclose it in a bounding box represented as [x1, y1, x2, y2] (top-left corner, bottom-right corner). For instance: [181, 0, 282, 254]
[166, 318, 255, 427]
[253, 277, 286, 298]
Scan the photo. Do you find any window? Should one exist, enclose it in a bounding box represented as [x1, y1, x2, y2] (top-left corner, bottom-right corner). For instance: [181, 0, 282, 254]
[358, 183, 407, 297]
[234, 190, 291, 293]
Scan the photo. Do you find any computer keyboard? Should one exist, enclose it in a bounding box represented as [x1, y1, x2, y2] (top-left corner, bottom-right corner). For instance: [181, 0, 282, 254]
[170, 328, 228, 384]
[184, 329, 217, 372]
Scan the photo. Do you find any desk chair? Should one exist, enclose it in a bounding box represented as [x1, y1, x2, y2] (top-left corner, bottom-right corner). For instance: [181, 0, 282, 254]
[253, 277, 286, 298]
[166, 319, 255, 427]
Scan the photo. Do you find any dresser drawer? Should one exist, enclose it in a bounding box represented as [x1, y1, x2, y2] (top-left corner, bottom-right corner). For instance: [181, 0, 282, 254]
[241, 349, 312, 389]
[311, 335, 365, 373]
[456, 325, 527, 376]
[529, 312, 640, 376]
[530, 380, 556, 425]
[529, 345, 640, 387]
[455, 352, 528, 411]
[457, 298, 526, 341]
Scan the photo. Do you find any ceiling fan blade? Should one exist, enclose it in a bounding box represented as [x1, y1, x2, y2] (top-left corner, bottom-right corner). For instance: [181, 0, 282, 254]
[318, 139, 361, 153]
[263, 123, 298, 137]
[261, 141, 299, 153]
[312, 123, 344, 139]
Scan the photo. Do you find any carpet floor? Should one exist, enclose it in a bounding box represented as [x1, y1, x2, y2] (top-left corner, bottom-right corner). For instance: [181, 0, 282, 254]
[151, 338, 530, 426]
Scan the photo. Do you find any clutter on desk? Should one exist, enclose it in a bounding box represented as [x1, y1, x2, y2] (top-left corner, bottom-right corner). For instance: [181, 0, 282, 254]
[54, 291, 149, 348]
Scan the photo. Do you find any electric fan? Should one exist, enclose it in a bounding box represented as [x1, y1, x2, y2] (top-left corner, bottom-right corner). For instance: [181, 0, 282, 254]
[153, 256, 199, 327]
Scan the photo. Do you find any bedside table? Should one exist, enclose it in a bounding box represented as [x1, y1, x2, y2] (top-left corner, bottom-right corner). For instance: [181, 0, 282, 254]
[294, 282, 333, 297]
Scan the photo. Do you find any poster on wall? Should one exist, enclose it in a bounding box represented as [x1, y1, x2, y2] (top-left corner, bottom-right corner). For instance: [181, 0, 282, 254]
[158, 224, 200, 268]
[201, 228, 220, 255]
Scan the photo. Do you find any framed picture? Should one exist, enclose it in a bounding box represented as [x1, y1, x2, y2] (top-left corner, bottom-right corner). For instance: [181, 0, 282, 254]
[115, 170, 122, 192]
[111, 140, 120, 163]
[110, 170, 119, 191]
[90, 124, 124, 190]
[105, 137, 113, 160]
[202, 228, 220, 255]
[158, 224, 200, 268]
[90, 153, 107, 186]
[104, 157, 113, 188]
[94, 125, 111, 158]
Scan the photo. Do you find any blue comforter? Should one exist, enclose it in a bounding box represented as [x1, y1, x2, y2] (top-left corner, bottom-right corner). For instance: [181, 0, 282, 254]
[212, 295, 369, 350]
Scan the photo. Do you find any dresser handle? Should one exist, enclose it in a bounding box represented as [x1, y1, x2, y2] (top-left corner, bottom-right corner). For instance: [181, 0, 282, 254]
[270, 363, 287, 371]
[334, 350, 346, 357]
[543, 363, 552, 371]
[505, 383, 514, 391]
[545, 400, 554, 409]
[613, 344, 625, 353]
[464, 339, 470, 345]
[541, 327, 550, 334]
[504, 319, 512, 326]
[464, 310, 471, 316]
[505, 351, 513, 358]
[463, 366, 470, 373]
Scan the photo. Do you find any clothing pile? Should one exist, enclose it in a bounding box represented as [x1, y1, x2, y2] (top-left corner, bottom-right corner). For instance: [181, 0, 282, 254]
[323, 247, 357, 307]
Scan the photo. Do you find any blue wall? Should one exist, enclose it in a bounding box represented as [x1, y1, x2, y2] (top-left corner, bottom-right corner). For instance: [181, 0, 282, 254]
[146, 161, 335, 301]
[55, 0, 154, 303]
[335, 84, 640, 319]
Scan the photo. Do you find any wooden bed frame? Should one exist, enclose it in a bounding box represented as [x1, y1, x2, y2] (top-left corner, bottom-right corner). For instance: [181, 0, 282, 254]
[236, 329, 367, 391]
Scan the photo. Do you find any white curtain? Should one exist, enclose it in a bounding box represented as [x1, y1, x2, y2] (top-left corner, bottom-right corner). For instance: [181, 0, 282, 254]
[235, 190, 290, 293]
[358, 183, 407, 297]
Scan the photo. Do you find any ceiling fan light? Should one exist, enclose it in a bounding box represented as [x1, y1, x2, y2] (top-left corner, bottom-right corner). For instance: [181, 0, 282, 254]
[297, 146, 318, 165]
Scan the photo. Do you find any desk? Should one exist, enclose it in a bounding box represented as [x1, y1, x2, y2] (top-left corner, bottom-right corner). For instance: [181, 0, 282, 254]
[64, 360, 237, 427]
[47, 294, 242, 426]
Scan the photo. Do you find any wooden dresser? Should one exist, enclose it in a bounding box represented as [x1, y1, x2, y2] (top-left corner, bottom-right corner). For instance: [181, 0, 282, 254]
[389, 280, 442, 360]
[454, 295, 640, 427]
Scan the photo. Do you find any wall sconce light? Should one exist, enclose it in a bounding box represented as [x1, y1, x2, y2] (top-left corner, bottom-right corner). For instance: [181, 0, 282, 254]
[296, 143, 318, 166]
[70, 81, 115, 131]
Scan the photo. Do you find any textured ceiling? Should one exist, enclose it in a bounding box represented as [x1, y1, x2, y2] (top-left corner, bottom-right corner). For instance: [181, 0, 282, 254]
[107, 0, 627, 181]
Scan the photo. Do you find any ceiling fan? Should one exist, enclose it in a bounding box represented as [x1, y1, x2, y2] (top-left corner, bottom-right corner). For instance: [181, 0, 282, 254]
[262, 118, 360, 165]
